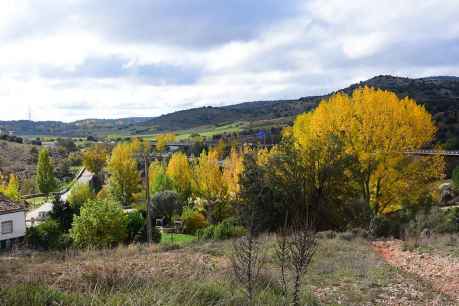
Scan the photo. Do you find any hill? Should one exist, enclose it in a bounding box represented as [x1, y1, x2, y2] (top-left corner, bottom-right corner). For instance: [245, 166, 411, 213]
[0, 75, 458, 139]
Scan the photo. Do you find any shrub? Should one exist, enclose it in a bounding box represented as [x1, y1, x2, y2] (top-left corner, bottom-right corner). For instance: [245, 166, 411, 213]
[337, 231, 355, 241]
[49, 195, 75, 231]
[350, 227, 368, 239]
[206, 200, 234, 224]
[126, 210, 145, 243]
[67, 183, 95, 211]
[316, 230, 336, 239]
[181, 207, 208, 234]
[70, 199, 128, 248]
[0, 283, 85, 306]
[152, 190, 182, 225]
[197, 218, 246, 240]
[371, 215, 404, 238]
[25, 219, 71, 250]
[453, 166, 459, 188]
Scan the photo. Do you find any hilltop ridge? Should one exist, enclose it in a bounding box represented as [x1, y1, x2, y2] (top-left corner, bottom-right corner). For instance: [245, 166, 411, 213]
[0, 75, 458, 137]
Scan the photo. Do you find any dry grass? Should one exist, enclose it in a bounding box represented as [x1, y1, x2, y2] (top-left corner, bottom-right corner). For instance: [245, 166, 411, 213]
[0, 235, 455, 305]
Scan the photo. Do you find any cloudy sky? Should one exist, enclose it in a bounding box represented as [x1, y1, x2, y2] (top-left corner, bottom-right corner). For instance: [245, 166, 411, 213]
[1, 0, 459, 122]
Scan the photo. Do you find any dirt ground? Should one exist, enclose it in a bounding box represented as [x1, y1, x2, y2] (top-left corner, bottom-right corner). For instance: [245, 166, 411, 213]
[372, 240, 459, 303]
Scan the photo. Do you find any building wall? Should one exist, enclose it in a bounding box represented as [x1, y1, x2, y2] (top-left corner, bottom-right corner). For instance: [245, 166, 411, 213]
[0, 211, 26, 241]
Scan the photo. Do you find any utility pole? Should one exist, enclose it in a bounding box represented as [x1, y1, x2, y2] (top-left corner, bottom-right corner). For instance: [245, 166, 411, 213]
[144, 146, 153, 243]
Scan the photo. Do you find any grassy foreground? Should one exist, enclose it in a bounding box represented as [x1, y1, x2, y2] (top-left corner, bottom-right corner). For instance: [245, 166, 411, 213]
[0, 235, 453, 306]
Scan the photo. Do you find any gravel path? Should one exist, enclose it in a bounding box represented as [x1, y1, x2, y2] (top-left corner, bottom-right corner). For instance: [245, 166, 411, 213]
[372, 240, 459, 303]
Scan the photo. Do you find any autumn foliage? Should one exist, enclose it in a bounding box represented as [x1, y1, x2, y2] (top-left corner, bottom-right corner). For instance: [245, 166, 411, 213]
[292, 87, 444, 214]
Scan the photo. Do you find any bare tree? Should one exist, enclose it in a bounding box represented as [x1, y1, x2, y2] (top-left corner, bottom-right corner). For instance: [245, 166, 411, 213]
[275, 218, 318, 306]
[231, 233, 266, 305]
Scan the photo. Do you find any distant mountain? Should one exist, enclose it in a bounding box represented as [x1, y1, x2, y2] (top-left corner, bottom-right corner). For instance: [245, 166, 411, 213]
[1, 75, 458, 138]
[338, 75, 459, 114]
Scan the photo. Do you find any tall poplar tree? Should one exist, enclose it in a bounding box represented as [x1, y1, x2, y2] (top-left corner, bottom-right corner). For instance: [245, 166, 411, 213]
[36, 148, 57, 194]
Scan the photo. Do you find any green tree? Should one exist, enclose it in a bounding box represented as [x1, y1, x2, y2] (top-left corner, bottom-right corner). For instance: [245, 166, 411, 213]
[67, 183, 95, 212]
[25, 219, 70, 250]
[36, 148, 57, 194]
[152, 190, 182, 224]
[149, 161, 173, 195]
[453, 166, 459, 188]
[70, 199, 128, 248]
[49, 194, 74, 231]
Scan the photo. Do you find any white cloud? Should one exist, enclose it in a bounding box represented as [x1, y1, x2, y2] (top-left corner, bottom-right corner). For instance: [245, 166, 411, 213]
[0, 0, 458, 122]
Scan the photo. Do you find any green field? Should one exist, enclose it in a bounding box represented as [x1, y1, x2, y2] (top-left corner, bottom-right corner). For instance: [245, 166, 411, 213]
[160, 233, 196, 245]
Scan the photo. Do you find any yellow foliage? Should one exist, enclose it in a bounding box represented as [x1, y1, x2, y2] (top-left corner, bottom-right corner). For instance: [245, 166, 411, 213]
[82, 144, 108, 175]
[193, 148, 226, 199]
[107, 142, 141, 206]
[292, 86, 444, 214]
[167, 152, 193, 195]
[2, 174, 20, 201]
[156, 133, 176, 152]
[223, 147, 244, 197]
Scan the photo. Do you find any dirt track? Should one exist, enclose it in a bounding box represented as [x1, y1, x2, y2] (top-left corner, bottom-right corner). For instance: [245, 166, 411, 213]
[372, 240, 459, 303]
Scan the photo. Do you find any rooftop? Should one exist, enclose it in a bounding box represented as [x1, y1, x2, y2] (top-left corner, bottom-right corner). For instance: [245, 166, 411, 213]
[0, 193, 25, 215]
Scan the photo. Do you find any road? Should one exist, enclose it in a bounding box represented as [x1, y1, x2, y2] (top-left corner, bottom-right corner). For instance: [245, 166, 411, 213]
[26, 169, 94, 227]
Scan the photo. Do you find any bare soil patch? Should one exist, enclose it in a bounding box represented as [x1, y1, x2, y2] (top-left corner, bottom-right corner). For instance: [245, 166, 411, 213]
[373, 240, 459, 303]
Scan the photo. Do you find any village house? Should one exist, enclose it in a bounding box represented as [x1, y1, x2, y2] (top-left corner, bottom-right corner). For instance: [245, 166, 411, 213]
[0, 194, 26, 249]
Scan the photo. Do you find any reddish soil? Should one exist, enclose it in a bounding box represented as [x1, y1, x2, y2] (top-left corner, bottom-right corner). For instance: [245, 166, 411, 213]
[372, 240, 459, 303]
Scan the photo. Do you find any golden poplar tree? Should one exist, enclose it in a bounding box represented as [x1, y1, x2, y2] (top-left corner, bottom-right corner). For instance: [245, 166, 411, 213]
[166, 151, 193, 197]
[82, 144, 108, 175]
[292, 87, 444, 214]
[193, 149, 226, 200]
[5, 174, 20, 201]
[107, 142, 141, 206]
[155, 133, 176, 152]
[223, 147, 244, 197]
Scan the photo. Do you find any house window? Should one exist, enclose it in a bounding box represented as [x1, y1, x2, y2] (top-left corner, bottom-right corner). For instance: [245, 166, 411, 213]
[1, 221, 13, 234]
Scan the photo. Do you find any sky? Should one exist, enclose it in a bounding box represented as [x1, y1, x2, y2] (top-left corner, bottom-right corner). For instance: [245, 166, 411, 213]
[1, 0, 459, 122]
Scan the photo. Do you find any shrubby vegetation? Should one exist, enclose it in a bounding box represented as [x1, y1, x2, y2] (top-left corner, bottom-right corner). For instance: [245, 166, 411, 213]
[70, 199, 128, 248]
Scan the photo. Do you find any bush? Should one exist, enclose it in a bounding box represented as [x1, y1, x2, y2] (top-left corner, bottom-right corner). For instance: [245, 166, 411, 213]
[67, 183, 95, 211]
[25, 219, 71, 250]
[316, 230, 336, 239]
[126, 210, 145, 243]
[337, 231, 355, 241]
[181, 207, 208, 234]
[70, 199, 128, 248]
[125, 211, 162, 243]
[49, 195, 75, 231]
[453, 166, 459, 188]
[0, 283, 85, 306]
[197, 218, 246, 240]
[152, 190, 182, 225]
[206, 200, 234, 224]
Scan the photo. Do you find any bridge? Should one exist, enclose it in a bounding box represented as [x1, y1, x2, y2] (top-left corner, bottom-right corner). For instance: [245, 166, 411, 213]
[405, 150, 459, 156]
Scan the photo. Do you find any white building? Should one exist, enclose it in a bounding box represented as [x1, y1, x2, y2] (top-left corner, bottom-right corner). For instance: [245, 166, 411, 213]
[0, 194, 26, 249]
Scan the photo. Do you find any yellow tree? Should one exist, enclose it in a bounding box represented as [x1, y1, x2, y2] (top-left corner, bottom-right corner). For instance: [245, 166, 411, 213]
[82, 144, 108, 176]
[149, 160, 172, 195]
[107, 142, 141, 206]
[166, 151, 193, 197]
[4, 174, 20, 201]
[193, 149, 226, 200]
[155, 133, 176, 153]
[292, 86, 444, 215]
[223, 147, 246, 198]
